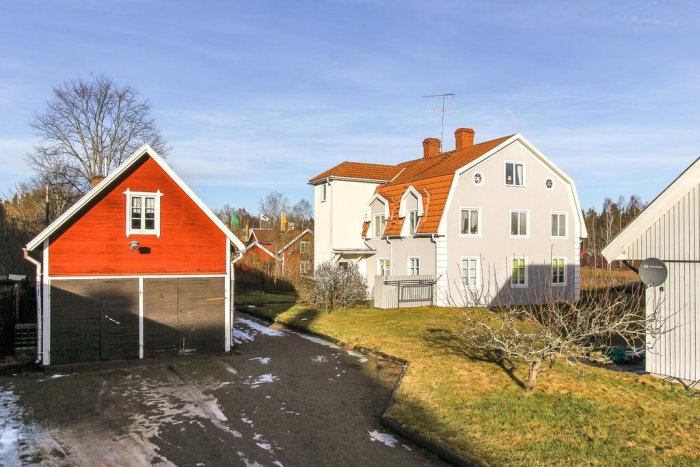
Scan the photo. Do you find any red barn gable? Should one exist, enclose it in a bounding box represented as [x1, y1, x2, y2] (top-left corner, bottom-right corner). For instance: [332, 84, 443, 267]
[25, 145, 245, 365]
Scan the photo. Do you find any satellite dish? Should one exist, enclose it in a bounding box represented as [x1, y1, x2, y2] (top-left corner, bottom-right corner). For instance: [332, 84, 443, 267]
[638, 258, 668, 287]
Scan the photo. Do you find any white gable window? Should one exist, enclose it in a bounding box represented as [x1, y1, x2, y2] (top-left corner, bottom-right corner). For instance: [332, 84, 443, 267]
[124, 190, 162, 237]
[505, 162, 525, 186]
[300, 240, 310, 253]
[511, 257, 528, 287]
[408, 209, 419, 236]
[551, 212, 567, 238]
[408, 257, 420, 275]
[510, 210, 529, 237]
[378, 258, 391, 277]
[461, 257, 480, 287]
[373, 214, 386, 238]
[460, 208, 480, 236]
[321, 184, 327, 202]
[552, 257, 566, 285]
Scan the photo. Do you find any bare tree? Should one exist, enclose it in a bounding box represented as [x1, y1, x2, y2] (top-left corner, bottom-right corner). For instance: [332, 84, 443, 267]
[258, 191, 289, 229]
[461, 272, 670, 392]
[290, 198, 313, 229]
[299, 261, 366, 311]
[27, 75, 169, 200]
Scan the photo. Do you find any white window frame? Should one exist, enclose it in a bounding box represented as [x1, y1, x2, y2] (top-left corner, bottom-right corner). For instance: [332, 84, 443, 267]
[407, 257, 420, 275]
[504, 161, 526, 187]
[407, 209, 419, 236]
[321, 183, 327, 202]
[373, 213, 386, 238]
[460, 256, 481, 288]
[300, 240, 310, 253]
[509, 209, 530, 238]
[552, 257, 566, 286]
[473, 171, 485, 186]
[460, 207, 481, 237]
[300, 260, 311, 274]
[124, 189, 163, 238]
[550, 211, 568, 239]
[377, 258, 391, 277]
[511, 256, 528, 288]
[545, 178, 555, 191]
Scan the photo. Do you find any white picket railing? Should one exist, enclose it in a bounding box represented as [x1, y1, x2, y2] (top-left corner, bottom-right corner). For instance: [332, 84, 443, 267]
[373, 275, 437, 309]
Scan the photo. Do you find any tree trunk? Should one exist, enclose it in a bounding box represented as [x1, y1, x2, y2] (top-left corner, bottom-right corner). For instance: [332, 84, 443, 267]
[527, 361, 541, 392]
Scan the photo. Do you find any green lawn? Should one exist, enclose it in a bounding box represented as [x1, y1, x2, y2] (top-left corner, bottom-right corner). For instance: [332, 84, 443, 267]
[244, 300, 699, 466]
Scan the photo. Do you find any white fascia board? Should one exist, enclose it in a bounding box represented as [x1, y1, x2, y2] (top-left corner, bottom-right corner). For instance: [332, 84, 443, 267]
[26, 145, 246, 252]
[245, 241, 280, 260]
[602, 156, 700, 262]
[398, 185, 424, 218]
[278, 228, 313, 254]
[366, 193, 390, 218]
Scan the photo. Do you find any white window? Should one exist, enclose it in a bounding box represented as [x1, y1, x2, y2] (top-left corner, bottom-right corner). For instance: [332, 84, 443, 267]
[125, 190, 162, 237]
[408, 209, 419, 236]
[505, 162, 525, 186]
[300, 241, 310, 253]
[510, 210, 529, 237]
[461, 257, 480, 287]
[460, 208, 480, 236]
[373, 214, 386, 238]
[300, 261, 311, 274]
[511, 257, 528, 287]
[408, 257, 420, 275]
[321, 184, 327, 202]
[545, 178, 554, 190]
[473, 172, 484, 186]
[378, 258, 391, 277]
[551, 212, 567, 238]
[552, 257, 566, 285]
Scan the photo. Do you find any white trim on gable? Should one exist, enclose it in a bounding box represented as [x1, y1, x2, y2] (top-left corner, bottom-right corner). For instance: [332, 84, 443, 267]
[398, 186, 424, 218]
[436, 134, 587, 239]
[278, 229, 314, 254]
[244, 241, 280, 261]
[602, 156, 700, 261]
[366, 193, 390, 219]
[26, 145, 246, 252]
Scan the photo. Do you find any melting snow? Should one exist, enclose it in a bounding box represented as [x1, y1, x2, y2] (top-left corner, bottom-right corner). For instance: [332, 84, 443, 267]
[49, 374, 69, 379]
[251, 374, 278, 386]
[311, 355, 328, 364]
[369, 430, 398, 447]
[346, 350, 369, 363]
[249, 357, 271, 365]
[237, 318, 284, 337]
[294, 333, 340, 349]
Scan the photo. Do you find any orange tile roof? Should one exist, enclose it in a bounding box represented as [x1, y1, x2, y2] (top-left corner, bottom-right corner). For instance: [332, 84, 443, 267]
[249, 228, 308, 252]
[308, 161, 403, 184]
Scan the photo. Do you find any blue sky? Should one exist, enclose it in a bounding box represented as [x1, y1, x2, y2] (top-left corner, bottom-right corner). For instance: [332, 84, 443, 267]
[1, 0, 699, 213]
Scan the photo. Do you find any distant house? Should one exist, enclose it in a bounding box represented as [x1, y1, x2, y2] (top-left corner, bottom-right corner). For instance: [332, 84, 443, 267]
[602, 157, 700, 383]
[243, 227, 314, 277]
[24, 145, 246, 365]
[309, 127, 587, 307]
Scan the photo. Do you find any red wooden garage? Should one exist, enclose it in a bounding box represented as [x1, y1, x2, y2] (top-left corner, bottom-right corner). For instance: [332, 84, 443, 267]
[24, 145, 246, 365]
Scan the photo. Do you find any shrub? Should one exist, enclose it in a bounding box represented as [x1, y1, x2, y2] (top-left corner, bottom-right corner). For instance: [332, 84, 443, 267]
[299, 261, 367, 311]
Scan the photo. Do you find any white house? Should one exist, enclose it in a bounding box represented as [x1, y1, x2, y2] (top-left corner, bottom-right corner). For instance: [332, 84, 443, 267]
[309, 127, 587, 307]
[602, 157, 700, 383]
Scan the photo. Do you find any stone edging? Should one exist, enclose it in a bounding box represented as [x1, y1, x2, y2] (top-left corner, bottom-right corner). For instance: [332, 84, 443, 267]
[240, 308, 486, 467]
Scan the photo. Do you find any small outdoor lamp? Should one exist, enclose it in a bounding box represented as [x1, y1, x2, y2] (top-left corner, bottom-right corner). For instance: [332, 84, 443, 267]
[129, 240, 140, 253]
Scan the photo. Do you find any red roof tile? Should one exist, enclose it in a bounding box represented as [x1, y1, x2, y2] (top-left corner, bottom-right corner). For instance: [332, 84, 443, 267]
[309, 161, 403, 184]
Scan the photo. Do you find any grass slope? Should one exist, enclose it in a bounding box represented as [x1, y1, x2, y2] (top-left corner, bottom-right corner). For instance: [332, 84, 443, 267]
[242, 302, 699, 466]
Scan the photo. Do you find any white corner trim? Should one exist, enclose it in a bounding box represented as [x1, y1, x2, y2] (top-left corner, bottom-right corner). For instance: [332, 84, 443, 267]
[138, 277, 144, 359]
[26, 144, 246, 252]
[42, 240, 50, 366]
[225, 242, 231, 352]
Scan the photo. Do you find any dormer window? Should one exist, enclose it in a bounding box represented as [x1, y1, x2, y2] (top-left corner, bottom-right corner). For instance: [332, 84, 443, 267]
[373, 214, 386, 237]
[505, 162, 525, 186]
[125, 189, 162, 237]
[408, 209, 419, 235]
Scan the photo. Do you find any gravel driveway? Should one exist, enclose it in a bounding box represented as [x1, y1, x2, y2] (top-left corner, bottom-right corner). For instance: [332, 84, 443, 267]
[0, 312, 441, 466]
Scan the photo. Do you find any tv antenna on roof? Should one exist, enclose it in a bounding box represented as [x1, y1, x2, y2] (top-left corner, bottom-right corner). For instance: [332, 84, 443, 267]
[423, 91, 462, 150]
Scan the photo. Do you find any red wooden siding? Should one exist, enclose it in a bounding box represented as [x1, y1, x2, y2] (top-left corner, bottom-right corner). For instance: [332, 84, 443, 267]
[49, 156, 227, 276]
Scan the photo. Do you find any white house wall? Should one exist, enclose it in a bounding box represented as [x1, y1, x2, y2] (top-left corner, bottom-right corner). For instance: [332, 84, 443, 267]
[621, 183, 700, 382]
[444, 140, 580, 306]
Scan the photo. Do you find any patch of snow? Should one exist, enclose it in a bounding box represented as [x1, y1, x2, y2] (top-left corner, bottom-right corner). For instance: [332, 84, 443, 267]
[273, 461, 284, 467]
[234, 329, 256, 343]
[346, 350, 369, 363]
[402, 444, 413, 451]
[369, 430, 398, 447]
[311, 355, 328, 364]
[237, 318, 284, 337]
[241, 417, 254, 426]
[49, 374, 69, 379]
[294, 333, 340, 349]
[218, 362, 238, 375]
[251, 374, 277, 385]
[249, 357, 271, 365]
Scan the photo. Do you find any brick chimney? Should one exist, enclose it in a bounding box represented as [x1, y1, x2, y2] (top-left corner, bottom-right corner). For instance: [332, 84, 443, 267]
[423, 137, 441, 159]
[91, 175, 105, 187]
[455, 128, 475, 150]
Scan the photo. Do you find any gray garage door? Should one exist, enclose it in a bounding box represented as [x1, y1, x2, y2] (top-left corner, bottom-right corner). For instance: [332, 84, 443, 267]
[50, 279, 139, 365]
[144, 277, 226, 357]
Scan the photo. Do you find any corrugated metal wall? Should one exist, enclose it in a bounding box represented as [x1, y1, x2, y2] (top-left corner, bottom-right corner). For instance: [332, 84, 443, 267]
[624, 184, 699, 382]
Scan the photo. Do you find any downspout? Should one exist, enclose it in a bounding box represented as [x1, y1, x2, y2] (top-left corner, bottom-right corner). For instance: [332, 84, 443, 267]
[22, 248, 42, 364]
[230, 247, 244, 342]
